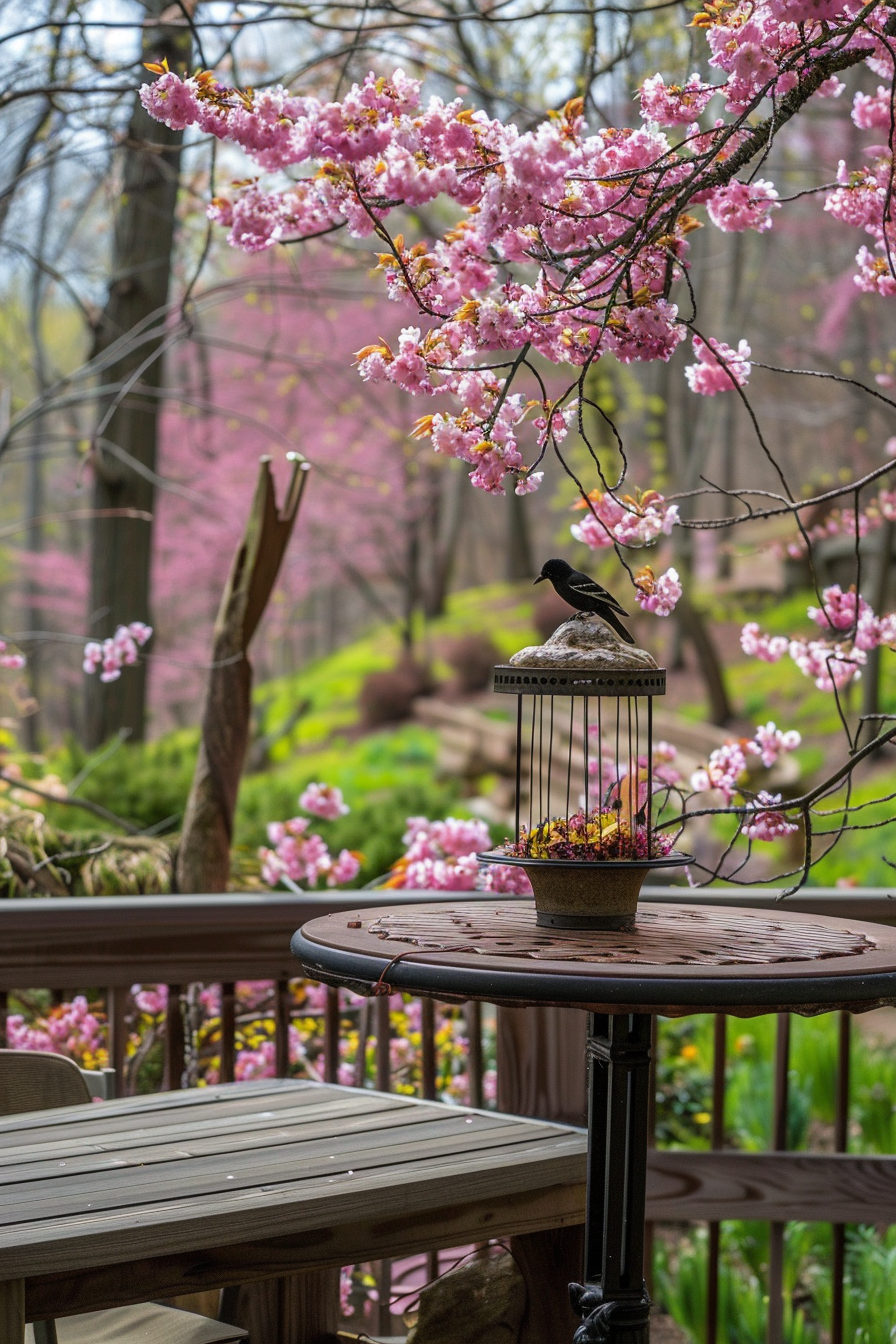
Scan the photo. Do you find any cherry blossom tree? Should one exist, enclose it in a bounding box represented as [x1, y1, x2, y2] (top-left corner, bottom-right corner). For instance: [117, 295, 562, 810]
[139, 0, 896, 887]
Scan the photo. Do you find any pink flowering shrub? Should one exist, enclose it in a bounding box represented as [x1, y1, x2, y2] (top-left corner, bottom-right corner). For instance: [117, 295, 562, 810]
[6, 996, 107, 1070]
[384, 814, 532, 893]
[259, 784, 361, 890]
[0, 641, 26, 671]
[299, 782, 350, 820]
[5, 977, 497, 1117]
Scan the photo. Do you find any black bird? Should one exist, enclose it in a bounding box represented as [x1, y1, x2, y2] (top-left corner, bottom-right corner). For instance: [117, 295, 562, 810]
[534, 557, 635, 644]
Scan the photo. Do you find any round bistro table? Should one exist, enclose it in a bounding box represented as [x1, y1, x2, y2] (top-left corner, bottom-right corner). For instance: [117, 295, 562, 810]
[292, 900, 896, 1343]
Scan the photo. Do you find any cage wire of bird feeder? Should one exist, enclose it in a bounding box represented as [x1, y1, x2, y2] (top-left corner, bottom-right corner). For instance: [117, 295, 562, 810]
[479, 664, 690, 929]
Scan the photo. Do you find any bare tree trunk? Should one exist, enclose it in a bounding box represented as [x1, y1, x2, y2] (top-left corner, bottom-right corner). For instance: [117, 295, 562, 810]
[860, 518, 894, 739]
[505, 487, 534, 581]
[424, 461, 466, 618]
[176, 457, 309, 894]
[676, 593, 734, 727]
[84, 3, 192, 747]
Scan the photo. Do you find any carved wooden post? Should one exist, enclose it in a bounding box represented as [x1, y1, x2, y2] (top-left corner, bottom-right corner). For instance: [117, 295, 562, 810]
[176, 455, 309, 894]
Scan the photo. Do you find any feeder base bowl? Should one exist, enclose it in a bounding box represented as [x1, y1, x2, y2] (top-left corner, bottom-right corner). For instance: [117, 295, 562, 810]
[522, 859, 647, 928]
[535, 909, 637, 931]
[477, 848, 693, 929]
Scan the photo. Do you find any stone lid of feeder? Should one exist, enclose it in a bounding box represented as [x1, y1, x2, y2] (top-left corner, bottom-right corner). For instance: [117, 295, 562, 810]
[495, 615, 664, 695]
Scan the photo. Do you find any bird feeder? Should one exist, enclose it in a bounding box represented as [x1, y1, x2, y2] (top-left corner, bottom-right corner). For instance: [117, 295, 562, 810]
[480, 624, 690, 929]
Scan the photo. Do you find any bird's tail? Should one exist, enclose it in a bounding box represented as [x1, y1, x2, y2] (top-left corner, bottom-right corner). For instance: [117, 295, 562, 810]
[601, 608, 636, 645]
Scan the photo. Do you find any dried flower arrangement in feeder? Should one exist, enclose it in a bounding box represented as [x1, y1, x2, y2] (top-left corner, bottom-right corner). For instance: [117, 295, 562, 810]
[510, 811, 675, 863]
[478, 600, 690, 929]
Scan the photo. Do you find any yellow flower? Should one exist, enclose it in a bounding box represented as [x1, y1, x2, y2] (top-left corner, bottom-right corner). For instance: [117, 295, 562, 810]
[680, 1043, 699, 1062]
[694, 1112, 711, 1125]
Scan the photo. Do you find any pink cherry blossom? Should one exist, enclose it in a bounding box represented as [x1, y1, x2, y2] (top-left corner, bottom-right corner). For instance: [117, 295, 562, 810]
[742, 792, 799, 841]
[639, 73, 716, 126]
[634, 566, 682, 616]
[746, 722, 802, 768]
[788, 638, 865, 692]
[706, 180, 780, 233]
[690, 740, 747, 802]
[684, 336, 751, 396]
[854, 245, 896, 297]
[571, 489, 678, 551]
[740, 623, 789, 662]
[807, 584, 881, 649]
[853, 88, 893, 131]
[766, 0, 843, 23]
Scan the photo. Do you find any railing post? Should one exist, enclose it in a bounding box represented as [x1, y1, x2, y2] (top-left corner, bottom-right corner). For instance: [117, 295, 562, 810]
[831, 1011, 851, 1344]
[275, 979, 290, 1078]
[421, 998, 437, 1102]
[465, 1000, 483, 1109]
[0, 989, 7, 1048]
[375, 995, 391, 1093]
[163, 984, 185, 1091]
[644, 1016, 658, 1298]
[354, 1001, 370, 1088]
[220, 982, 236, 1084]
[324, 986, 339, 1084]
[107, 987, 128, 1092]
[767, 1013, 791, 1344]
[706, 1014, 726, 1344]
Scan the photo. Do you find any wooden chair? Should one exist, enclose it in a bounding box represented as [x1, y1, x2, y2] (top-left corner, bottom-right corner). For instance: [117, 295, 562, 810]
[0, 1051, 249, 1344]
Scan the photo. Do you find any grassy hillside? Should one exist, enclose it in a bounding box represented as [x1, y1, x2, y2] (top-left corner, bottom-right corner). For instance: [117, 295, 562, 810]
[12, 581, 896, 888]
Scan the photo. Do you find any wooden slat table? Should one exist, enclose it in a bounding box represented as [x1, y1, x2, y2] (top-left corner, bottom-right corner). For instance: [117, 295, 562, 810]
[0, 1079, 586, 1344]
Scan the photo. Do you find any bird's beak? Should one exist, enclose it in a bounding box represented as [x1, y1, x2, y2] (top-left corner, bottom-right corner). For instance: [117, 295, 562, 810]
[533, 575, 545, 585]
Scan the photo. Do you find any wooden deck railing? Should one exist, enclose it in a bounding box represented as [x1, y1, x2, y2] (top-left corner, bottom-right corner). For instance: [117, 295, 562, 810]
[1, 885, 894, 1343]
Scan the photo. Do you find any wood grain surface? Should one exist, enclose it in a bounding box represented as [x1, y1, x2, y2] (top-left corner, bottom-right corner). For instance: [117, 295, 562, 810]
[646, 1149, 896, 1224]
[0, 1081, 586, 1297]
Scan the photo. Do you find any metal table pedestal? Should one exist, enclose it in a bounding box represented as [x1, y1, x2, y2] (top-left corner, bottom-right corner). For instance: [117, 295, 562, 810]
[572, 1014, 652, 1343]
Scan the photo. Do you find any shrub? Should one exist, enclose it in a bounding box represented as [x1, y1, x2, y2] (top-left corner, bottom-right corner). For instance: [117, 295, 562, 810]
[358, 657, 436, 729]
[443, 634, 501, 693]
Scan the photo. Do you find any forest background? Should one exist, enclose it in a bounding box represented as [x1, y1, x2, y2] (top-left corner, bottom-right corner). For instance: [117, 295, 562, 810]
[0, 0, 894, 890]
